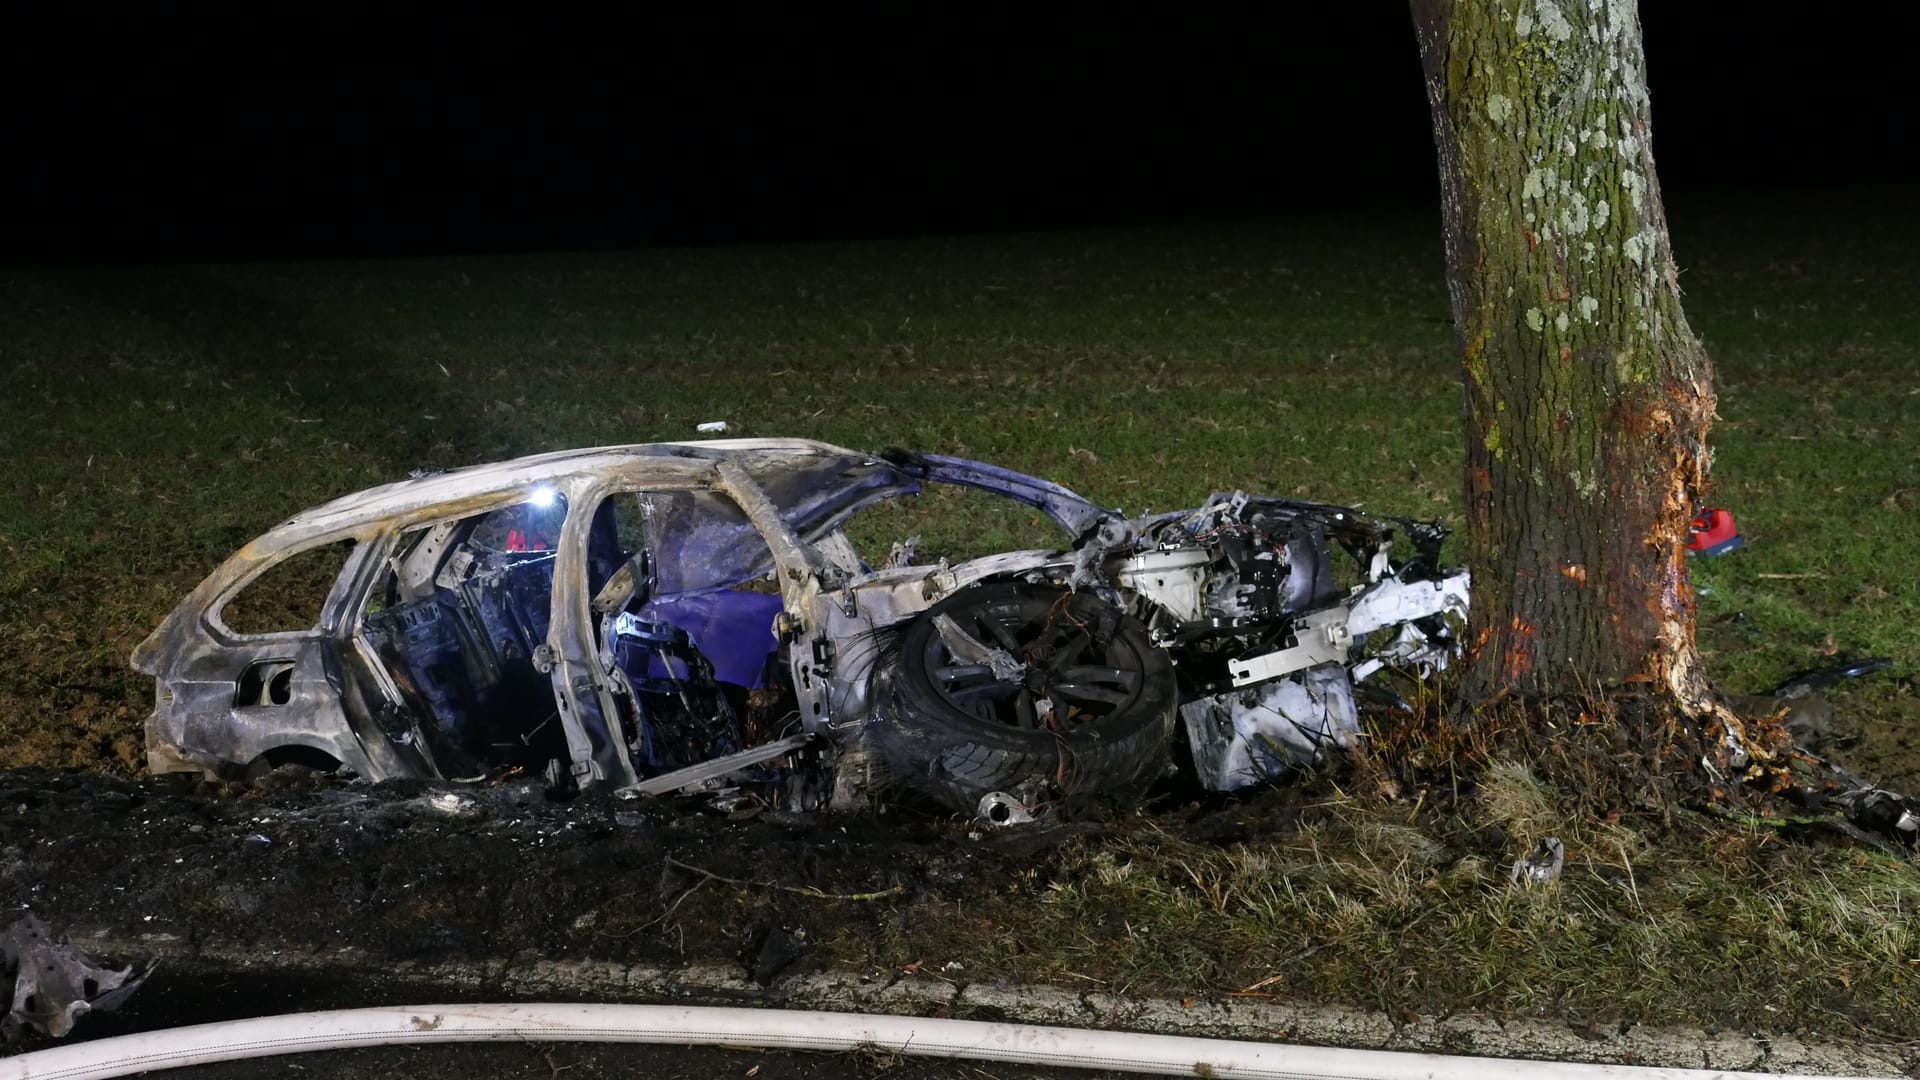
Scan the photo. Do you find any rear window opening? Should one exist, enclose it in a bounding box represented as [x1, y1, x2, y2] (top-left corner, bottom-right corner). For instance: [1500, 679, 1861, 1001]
[219, 540, 356, 636]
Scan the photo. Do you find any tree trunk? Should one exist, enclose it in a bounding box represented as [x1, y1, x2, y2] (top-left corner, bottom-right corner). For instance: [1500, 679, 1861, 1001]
[1411, 0, 1720, 717]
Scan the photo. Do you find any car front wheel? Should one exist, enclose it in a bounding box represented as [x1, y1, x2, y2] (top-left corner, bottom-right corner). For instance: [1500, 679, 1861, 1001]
[866, 581, 1176, 814]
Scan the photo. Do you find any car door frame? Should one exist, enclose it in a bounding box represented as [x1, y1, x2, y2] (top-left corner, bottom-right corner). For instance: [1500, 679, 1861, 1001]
[551, 456, 839, 790]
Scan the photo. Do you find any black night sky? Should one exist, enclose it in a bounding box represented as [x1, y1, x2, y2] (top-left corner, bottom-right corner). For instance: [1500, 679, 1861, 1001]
[6, 7, 1911, 264]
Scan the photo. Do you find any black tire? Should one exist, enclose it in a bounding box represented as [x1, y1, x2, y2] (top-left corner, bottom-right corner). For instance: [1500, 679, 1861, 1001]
[868, 581, 1176, 813]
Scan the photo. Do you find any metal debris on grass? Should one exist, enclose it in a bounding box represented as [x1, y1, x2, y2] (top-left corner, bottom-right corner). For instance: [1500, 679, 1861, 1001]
[1509, 837, 1566, 887]
[2, 914, 152, 1039]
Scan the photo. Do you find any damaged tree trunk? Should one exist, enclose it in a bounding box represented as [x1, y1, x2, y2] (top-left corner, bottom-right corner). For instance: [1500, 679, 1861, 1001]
[1411, 0, 1720, 719]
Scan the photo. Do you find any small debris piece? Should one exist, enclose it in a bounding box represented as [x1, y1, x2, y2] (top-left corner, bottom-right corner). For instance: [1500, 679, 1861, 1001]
[1509, 837, 1565, 887]
[744, 923, 806, 986]
[976, 791, 1034, 827]
[1832, 788, 1920, 846]
[883, 537, 920, 570]
[424, 792, 480, 818]
[696, 420, 730, 434]
[1771, 657, 1894, 699]
[2, 914, 153, 1039]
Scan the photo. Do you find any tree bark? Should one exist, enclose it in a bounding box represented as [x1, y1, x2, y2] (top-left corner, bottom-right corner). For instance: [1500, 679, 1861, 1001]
[1410, 0, 1717, 713]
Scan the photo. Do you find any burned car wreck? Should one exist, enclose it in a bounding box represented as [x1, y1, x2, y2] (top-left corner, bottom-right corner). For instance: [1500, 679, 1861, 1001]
[133, 440, 1470, 818]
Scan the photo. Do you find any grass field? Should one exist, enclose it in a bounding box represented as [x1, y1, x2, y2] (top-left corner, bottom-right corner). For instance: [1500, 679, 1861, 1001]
[3, 197, 1917, 1039]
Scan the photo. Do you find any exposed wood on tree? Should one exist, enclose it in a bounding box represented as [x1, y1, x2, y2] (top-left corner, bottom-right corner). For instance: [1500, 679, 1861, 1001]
[1410, 1, 1739, 747]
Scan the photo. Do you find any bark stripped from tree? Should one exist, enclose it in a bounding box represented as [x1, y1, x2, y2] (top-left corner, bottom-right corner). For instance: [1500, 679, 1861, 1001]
[1410, 1, 1745, 744]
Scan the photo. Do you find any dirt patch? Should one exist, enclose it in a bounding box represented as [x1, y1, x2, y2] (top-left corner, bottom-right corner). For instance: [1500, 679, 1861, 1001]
[0, 767, 1101, 978]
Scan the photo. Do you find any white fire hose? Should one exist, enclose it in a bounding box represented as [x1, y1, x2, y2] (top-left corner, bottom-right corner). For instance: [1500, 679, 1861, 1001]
[1, 1004, 1882, 1080]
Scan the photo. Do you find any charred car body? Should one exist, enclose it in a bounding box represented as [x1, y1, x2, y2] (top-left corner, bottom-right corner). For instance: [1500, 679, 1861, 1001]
[133, 440, 1470, 817]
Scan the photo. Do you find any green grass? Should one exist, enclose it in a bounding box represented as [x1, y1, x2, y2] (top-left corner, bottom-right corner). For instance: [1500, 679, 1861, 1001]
[834, 769, 1920, 1038]
[3, 199, 1918, 1039]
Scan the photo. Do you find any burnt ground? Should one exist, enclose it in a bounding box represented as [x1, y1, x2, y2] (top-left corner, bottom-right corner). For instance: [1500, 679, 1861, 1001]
[0, 766, 1084, 982]
[0, 766, 1280, 1076]
[7, 762, 1920, 1076]
[0, 767, 1188, 1043]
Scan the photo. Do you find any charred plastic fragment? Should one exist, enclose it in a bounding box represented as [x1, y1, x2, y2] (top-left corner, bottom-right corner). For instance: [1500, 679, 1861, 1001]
[134, 439, 1470, 818]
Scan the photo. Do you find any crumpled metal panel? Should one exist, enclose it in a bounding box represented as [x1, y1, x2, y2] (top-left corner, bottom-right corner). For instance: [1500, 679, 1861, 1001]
[2, 914, 151, 1039]
[1181, 663, 1361, 789]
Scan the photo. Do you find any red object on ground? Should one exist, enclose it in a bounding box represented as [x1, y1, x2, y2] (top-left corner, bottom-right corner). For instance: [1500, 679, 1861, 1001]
[1686, 507, 1743, 556]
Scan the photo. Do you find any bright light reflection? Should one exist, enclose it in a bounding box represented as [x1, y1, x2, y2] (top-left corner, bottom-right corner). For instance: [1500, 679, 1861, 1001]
[526, 486, 559, 509]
